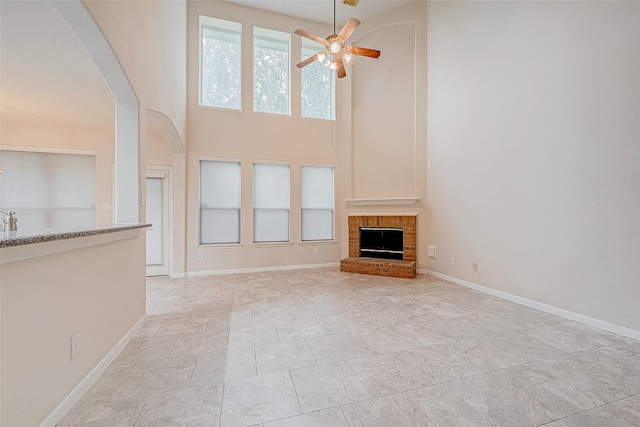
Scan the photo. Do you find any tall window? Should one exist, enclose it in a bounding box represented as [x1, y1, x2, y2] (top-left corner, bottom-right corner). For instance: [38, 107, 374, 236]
[253, 163, 290, 242]
[200, 160, 241, 244]
[301, 166, 334, 241]
[0, 150, 95, 229]
[253, 27, 290, 115]
[301, 40, 335, 120]
[200, 16, 242, 110]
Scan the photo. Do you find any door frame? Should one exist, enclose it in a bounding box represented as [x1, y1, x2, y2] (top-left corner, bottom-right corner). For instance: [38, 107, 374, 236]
[146, 166, 172, 277]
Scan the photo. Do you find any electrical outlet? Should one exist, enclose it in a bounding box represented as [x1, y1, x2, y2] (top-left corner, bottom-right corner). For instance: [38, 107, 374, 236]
[313, 248, 319, 255]
[427, 245, 437, 258]
[450, 257, 455, 266]
[197, 254, 203, 261]
[102, 202, 111, 210]
[71, 334, 81, 358]
[473, 263, 478, 271]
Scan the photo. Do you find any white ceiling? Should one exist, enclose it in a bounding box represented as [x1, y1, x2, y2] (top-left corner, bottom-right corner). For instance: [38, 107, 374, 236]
[220, 0, 420, 27]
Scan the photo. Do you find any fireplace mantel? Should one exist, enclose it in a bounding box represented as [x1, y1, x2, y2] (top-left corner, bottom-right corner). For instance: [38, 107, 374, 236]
[345, 197, 420, 206]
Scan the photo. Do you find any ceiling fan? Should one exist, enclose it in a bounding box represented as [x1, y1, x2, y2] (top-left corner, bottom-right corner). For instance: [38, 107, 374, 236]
[294, 0, 380, 79]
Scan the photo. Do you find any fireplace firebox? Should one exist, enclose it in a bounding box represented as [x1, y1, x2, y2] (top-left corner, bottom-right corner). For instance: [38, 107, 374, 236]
[341, 215, 416, 278]
[359, 227, 404, 260]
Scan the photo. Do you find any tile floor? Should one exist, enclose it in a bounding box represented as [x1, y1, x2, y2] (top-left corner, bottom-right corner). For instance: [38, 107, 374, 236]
[58, 269, 640, 426]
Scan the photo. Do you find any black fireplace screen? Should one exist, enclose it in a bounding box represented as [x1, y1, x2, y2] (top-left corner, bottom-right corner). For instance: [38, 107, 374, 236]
[359, 227, 404, 260]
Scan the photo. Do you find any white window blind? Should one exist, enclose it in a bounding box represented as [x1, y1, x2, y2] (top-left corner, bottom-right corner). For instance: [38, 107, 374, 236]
[200, 16, 242, 110]
[253, 26, 290, 115]
[0, 150, 95, 230]
[301, 166, 334, 241]
[200, 160, 241, 244]
[253, 163, 290, 242]
[301, 40, 336, 120]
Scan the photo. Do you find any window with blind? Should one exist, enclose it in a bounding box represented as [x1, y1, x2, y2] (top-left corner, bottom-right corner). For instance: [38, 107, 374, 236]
[301, 40, 336, 120]
[253, 27, 290, 115]
[253, 163, 290, 242]
[200, 16, 242, 110]
[301, 166, 334, 241]
[199, 160, 241, 244]
[0, 150, 95, 230]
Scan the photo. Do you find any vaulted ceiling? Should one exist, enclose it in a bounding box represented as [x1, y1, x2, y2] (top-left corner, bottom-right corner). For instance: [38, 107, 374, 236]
[220, 0, 419, 26]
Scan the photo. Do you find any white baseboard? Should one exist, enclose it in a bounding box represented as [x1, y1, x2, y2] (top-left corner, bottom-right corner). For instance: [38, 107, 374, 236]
[170, 272, 186, 278]
[41, 314, 148, 427]
[416, 268, 429, 275]
[427, 270, 640, 341]
[186, 262, 340, 277]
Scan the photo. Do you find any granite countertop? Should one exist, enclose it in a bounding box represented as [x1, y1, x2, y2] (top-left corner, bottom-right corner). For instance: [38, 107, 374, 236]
[0, 223, 151, 248]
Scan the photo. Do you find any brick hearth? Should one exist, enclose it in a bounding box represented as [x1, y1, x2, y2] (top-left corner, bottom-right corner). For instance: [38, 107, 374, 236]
[340, 215, 417, 278]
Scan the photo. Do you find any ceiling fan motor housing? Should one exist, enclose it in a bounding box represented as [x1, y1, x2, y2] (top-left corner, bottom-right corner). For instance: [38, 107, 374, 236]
[344, 0, 359, 6]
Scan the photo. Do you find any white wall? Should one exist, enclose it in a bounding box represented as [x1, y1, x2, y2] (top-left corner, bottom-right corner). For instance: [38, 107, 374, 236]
[427, 1, 640, 331]
[85, 0, 188, 273]
[82, 0, 188, 147]
[339, 2, 428, 269]
[185, 1, 427, 274]
[186, 1, 341, 273]
[0, 1, 188, 424]
[1, 233, 146, 426]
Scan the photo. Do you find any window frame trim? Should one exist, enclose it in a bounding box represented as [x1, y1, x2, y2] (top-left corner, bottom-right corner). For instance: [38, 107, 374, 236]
[199, 15, 243, 110]
[300, 164, 335, 242]
[252, 161, 291, 243]
[252, 26, 292, 116]
[198, 157, 243, 245]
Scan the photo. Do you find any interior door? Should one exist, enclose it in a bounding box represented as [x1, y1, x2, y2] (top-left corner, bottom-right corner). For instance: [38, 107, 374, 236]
[146, 172, 169, 276]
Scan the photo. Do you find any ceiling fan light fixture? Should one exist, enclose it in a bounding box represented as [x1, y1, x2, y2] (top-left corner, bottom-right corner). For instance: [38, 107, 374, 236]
[293, 1, 380, 79]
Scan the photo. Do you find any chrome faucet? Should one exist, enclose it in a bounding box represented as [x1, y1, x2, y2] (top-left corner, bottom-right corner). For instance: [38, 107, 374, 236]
[0, 208, 17, 232]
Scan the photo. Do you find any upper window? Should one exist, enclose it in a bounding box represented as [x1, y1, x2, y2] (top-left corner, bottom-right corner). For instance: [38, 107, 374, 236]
[200, 16, 242, 110]
[301, 40, 336, 120]
[253, 27, 290, 115]
[301, 166, 334, 241]
[200, 160, 241, 244]
[253, 163, 290, 242]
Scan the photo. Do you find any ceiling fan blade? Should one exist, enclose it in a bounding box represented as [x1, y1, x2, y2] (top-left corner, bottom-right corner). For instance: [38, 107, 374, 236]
[338, 18, 361, 41]
[294, 28, 327, 46]
[297, 53, 319, 69]
[336, 58, 347, 79]
[351, 46, 381, 58]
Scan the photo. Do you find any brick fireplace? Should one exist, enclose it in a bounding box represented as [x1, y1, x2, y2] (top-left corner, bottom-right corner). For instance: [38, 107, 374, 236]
[340, 215, 417, 278]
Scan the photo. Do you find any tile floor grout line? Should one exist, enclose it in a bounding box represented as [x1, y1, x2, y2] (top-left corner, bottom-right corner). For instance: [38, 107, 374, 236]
[105, 363, 136, 404]
[401, 390, 445, 427]
[218, 380, 226, 427]
[459, 375, 527, 427]
[287, 369, 304, 416]
[548, 350, 634, 393]
[132, 395, 151, 426]
[338, 404, 355, 427]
